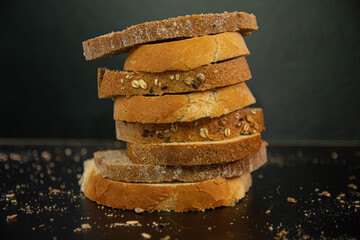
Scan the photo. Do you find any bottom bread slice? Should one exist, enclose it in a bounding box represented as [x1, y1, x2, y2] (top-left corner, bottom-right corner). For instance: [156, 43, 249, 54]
[80, 159, 252, 212]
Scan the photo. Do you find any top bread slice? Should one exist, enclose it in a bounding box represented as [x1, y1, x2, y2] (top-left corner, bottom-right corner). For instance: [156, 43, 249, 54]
[98, 57, 251, 98]
[124, 32, 249, 72]
[113, 82, 255, 123]
[82, 11, 257, 60]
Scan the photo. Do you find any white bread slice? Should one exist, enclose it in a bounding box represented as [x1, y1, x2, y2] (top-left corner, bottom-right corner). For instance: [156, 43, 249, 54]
[124, 32, 249, 72]
[98, 57, 251, 98]
[80, 159, 252, 212]
[127, 133, 262, 166]
[82, 12, 257, 60]
[114, 82, 255, 123]
[115, 108, 264, 144]
[94, 142, 267, 183]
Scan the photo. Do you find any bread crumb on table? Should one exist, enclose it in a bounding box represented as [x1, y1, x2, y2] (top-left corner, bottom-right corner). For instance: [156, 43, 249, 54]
[348, 183, 358, 190]
[141, 232, 151, 239]
[287, 197, 297, 203]
[6, 214, 17, 221]
[318, 191, 331, 197]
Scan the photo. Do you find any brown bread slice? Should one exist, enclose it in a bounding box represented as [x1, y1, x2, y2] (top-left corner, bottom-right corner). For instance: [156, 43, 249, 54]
[82, 11, 257, 60]
[80, 159, 252, 212]
[124, 32, 249, 72]
[94, 142, 267, 183]
[113, 82, 255, 123]
[98, 57, 251, 98]
[116, 108, 264, 144]
[127, 133, 262, 166]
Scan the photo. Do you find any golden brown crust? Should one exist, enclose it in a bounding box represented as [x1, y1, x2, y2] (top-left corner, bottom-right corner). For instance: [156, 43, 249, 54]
[115, 108, 264, 143]
[124, 32, 249, 72]
[127, 133, 262, 166]
[94, 142, 267, 183]
[98, 57, 251, 98]
[80, 159, 252, 211]
[113, 82, 255, 123]
[82, 12, 258, 60]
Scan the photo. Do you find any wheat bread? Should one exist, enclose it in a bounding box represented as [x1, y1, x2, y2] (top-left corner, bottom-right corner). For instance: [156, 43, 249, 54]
[127, 133, 261, 166]
[124, 32, 249, 72]
[80, 159, 252, 211]
[98, 57, 251, 98]
[116, 108, 264, 143]
[114, 82, 255, 123]
[82, 11, 257, 60]
[94, 142, 266, 183]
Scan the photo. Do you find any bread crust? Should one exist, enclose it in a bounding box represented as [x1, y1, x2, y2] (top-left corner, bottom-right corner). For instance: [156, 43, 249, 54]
[98, 57, 251, 98]
[116, 108, 264, 143]
[82, 11, 257, 60]
[94, 142, 267, 183]
[113, 82, 255, 123]
[127, 133, 262, 166]
[124, 32, 249, 72]
[80, 159, 252, 211]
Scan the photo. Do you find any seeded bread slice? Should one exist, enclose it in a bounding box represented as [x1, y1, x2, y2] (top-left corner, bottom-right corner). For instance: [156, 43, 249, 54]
[94, 142, 266, 183]
[116, 108, 264, 144]
[80, 159, 252, 211]
[98, 57, 251, 98]
[113, 82, 255, 123]
[127, 133, 262, 166]
[82, 11, 257, 61]
[124, 32, 249, 73]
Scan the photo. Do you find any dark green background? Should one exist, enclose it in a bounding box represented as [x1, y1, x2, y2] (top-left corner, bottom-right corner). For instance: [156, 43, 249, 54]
[1, 0, 359, 141]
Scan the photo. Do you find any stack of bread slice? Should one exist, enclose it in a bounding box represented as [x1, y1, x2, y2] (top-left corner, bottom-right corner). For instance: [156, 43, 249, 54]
[80, 11, 267, 212]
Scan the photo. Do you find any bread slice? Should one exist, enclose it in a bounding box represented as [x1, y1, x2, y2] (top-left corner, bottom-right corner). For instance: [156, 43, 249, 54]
[94, 142, 266, 183]
[82, 12, 257, 60]
[98, 57, 251, 98]
[127, 133, 262, 166]
[116, 108, 264, 144]
[80, 159, 252, 211]
[124, 32, 249, 73]
[114, 82, 255, 123]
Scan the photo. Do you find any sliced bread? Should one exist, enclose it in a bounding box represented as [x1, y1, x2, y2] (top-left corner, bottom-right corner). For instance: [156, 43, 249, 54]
[98, 57, 251, 98]
[80, 159, 252, 211]
[127, 133, 262, 166]
[82, 12, 257, 60]
[115, 108, 264, 143]
[124, 32, 249, 72]
[94, 142, 266, 183]
[113, 82, 255, 123]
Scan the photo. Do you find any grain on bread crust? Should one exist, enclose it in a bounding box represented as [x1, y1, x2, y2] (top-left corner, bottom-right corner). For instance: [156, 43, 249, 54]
[98, 57, 251, 98]
[82, 11, 258, 60]
[124, 32, 249, 72]
[80, 159, 252, 211]
[94, 142, 267, 183]
[116, 108, 264, 143]
[127, 133, 262, 166]
[113, 82, 255, 123]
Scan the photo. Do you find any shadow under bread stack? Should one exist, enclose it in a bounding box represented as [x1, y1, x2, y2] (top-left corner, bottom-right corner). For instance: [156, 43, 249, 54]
[80, 11, 267, 212]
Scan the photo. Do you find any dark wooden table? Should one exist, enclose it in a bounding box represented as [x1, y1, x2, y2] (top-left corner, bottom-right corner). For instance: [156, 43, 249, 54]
[0, 140, 359, 239]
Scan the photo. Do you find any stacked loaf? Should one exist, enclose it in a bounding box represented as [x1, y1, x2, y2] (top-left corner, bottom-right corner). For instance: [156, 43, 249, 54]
[80, 11, 267, 212]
